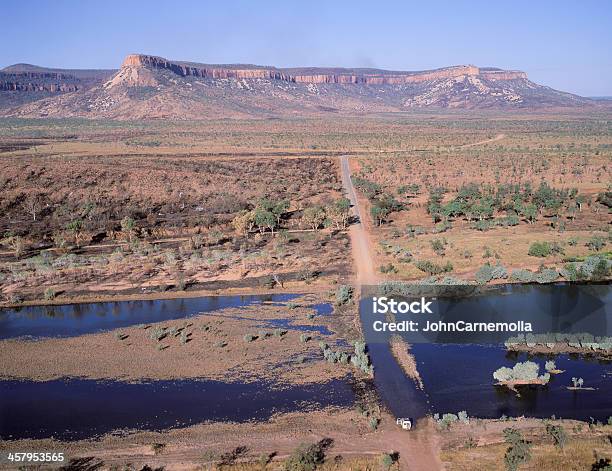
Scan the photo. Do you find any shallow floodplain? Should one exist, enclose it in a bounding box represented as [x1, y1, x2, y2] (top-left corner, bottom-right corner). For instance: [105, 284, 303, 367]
[0, 377, 356, 440]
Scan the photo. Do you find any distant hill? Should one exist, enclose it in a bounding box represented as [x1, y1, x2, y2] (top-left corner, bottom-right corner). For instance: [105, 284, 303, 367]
[0, 54, 598, 119]
[0, 63, 115, 111]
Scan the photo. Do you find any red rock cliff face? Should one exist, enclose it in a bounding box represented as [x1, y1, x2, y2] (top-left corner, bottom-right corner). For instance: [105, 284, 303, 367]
[480, 70, 528, 81]
[121, 54, 526, 85]
[0, 72, 80, 92]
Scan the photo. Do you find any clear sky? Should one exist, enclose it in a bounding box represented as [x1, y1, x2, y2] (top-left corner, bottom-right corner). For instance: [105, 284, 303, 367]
[2, 0, 611, 96]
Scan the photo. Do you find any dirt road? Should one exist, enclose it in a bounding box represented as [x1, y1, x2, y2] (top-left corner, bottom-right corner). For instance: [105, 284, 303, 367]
[339, 155, 377, 285]
[460, 133, 506, 148]
[339, 155, 442, 471]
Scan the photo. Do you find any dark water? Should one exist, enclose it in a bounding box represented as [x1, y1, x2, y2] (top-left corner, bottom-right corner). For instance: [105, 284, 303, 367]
[0, 294, 318, 339]
[360, 283, 612, 422]
[413, 344, 612, 421]
[0, 377, 355, 441]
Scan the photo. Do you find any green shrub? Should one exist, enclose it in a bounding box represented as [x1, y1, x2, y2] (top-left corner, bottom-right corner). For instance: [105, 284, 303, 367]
[503, 428, 532, 471]
[534, 268, 558, 284]
[244, 334, 257, 342]
[43, 287, 56, 300]
[475, 264, 494, 284]
[545, 423, 567, 449]
[511, 269, 535, 283]
[473, 220, 493, 231]
[415, 260, 453, 275]
[430, 238, 447, 256]
[528, 241, 551, 257]
[284, 442, 326, 471]
[335, 285, 354, 306]
[380, 263, 397, 274]
[380, 453, 394, 470]
[369, 417, 380, 430]
[437, 413, 458, 429]
[544, 360, 556, 372]
[587, 235, 606, 251]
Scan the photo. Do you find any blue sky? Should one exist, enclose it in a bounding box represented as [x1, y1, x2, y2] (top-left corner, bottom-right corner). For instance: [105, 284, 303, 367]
[2, 0, 611, 96]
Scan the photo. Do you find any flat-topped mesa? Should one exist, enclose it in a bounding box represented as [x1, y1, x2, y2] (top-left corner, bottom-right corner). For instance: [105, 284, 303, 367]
[120, 54, 528, 85]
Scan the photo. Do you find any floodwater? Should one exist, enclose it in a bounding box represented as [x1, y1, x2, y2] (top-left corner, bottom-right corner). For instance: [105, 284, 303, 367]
[0, 294, 338, 339]
[0, 294, 348, 440]
[360, 283, 612, 422]
[0, 377, 355, 440]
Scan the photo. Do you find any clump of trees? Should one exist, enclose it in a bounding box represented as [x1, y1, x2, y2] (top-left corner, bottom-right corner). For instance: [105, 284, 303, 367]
[232, 198, 289, 236]
[493, 361, 550, 385]
[370, 194, 403, 226]
[231, 197, 352, 235]
[504, 333, 612, 353]
[510, 266, 559, 284]
[351, 175, 402, 226]
[561, 255, 610, 281]
[319, 339, 372, 374]
[426, 181, 585, 226]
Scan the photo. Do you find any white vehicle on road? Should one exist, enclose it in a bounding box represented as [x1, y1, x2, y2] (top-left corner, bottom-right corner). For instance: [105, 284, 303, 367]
[396, 417, 413, 430]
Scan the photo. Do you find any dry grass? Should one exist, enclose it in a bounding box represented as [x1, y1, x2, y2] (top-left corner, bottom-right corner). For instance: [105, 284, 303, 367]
[440, 434, 611, 470]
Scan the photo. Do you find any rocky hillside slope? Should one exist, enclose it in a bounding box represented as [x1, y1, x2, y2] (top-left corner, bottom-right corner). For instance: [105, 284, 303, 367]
[0, 54, 595, 119]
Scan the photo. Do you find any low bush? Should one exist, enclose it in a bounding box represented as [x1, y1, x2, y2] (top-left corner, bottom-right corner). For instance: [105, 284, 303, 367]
[414, 260, 453, 275]
[284, 441, 327, 471]
[545, 423, 567, 449]
[503, 428, 532, 471]
[528, 241, 552, 257]
[335, 285, 354, 306]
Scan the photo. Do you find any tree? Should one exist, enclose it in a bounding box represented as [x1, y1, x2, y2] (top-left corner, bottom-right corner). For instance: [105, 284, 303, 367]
[120, 216, 136, 242]
[254, 208, 276, 234]
[521, 203, 538, 224]
[232, 210, 255, 236]
[272, 199, 290, 225]
[370, 204, 390, 226]
[302, 206, 326, 231]
[23, 194, 42, 222]
[327, 198, 351, 230]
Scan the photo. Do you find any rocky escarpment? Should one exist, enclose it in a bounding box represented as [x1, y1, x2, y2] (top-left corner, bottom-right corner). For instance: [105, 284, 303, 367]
[118, 54, 528, 86]
[0, 72, 80, 92]
[0, 65, 115, 110]
[1, 54, 596, 118]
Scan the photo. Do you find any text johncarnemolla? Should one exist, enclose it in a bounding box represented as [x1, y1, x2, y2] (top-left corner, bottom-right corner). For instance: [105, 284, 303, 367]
[371, 296, 533, 332]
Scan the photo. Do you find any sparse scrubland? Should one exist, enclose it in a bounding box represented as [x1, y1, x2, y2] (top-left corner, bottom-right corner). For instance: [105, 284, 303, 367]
[348, 114, 611, 284]
[1, 113, 610, 305]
